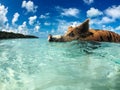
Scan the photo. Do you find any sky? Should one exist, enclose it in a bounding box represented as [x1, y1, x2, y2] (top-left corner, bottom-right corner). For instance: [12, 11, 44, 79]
[0, 0, 120, 37]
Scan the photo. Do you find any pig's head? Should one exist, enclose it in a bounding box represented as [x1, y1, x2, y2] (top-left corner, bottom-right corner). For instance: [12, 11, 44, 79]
[48, 19, 92, 42]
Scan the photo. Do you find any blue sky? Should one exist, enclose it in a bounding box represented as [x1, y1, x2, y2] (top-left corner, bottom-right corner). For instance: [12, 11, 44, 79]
[0, 0, 120, 37]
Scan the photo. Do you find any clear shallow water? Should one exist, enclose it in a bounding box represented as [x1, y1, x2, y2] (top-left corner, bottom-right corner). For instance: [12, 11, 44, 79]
[0, 38, 120, 90]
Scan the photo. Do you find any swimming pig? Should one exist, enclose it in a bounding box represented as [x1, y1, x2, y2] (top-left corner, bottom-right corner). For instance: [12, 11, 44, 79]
[48, 19, 120, 42]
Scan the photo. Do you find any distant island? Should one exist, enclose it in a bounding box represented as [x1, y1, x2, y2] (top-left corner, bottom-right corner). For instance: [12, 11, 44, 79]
[0, 31, 38, 39]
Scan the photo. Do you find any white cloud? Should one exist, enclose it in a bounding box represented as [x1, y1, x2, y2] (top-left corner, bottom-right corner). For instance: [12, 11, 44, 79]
[101, 25, 115, 32]
[88, 5, 120, 27]
[105, 5, 120, 19]
[83, 0, 94, 5]
[61, 8, 80, 17]
[18, 21, 28, 34]
[101, 17, 115, 23]
[12, 12, 20, 25]
[0, 4, 8, 26]
[56, 6, 80, 17]
[90, 18, 99, 25]
[40, 13, 50, 19]
[40, 15, 47, 19]
[90, 19, 120, 33]
[87, 7, 103, 17]
[34, 25, 40, 32]
[115, 26, 120, 31]
[1, 23, 18, 33]
[44, 22, 51, 26]
[56, 20, 81, 34]
[90, 17, 115, 26]
[22, 0, 38, 13]
[1, 29, 7, 32]
[2, 21, 30, 35]
[28, 15, 37, 25]
[102, 25, 120, 33]
[56, 20, 68, 34]
[71, 21, 81, 27]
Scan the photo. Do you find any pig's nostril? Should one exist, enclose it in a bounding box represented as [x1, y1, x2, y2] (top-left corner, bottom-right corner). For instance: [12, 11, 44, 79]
[48, 34, 53, 41]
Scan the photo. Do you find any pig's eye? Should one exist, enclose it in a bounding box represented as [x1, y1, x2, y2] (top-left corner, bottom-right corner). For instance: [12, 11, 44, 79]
[68, 32, 75, 37]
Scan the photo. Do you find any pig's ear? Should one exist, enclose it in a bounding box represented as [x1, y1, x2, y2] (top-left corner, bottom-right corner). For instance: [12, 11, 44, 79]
[77, 19, 90, 33]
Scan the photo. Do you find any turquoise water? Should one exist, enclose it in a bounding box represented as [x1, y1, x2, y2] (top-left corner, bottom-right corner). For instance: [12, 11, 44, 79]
[0, 38, 120, 90]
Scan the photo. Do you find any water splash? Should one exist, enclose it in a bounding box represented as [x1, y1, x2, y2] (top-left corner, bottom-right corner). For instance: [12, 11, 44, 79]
[0, 39, 120, 90]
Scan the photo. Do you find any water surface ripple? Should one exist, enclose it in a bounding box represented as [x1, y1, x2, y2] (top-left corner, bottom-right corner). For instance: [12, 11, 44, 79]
[0, 39, 120, 90]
